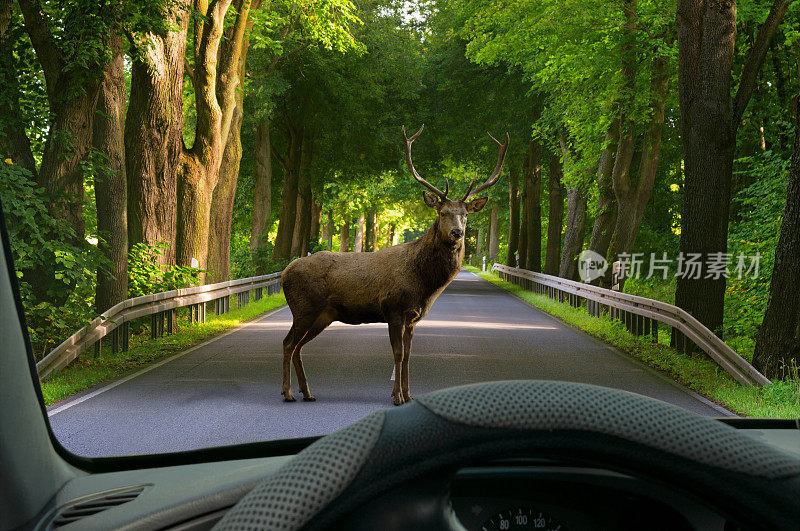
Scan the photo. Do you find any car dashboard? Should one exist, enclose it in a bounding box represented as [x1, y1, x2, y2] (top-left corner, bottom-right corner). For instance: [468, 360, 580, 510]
[449, 462, 725, 530]
[33, 422, 800, 530]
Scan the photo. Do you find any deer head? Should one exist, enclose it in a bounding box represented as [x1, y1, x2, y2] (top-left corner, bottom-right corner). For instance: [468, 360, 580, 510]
[402, 125, 510, 245]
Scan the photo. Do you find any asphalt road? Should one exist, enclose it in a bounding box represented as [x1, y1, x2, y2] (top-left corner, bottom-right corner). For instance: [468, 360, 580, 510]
[48, 271, 731, 457]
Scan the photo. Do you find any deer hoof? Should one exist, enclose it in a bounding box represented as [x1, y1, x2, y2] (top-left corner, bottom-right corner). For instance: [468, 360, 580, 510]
[302, 394, 316, 402]
[282, 392, 296, 402]
[392, 394, 405, 406]
[402, 394, 413, 402]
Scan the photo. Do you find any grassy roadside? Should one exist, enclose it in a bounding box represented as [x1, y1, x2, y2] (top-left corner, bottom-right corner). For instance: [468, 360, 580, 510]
[464, 266, 799, 418]
[40, 293, 287, 407]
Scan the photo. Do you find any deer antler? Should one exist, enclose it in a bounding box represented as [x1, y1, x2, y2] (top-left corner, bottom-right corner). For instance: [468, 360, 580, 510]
[462, 132, 510, 201]
[460, 171, 478, 202]
[402, 125, 448, 199]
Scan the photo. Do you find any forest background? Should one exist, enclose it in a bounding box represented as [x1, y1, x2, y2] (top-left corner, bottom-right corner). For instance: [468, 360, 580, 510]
[2, 0, 800, 382]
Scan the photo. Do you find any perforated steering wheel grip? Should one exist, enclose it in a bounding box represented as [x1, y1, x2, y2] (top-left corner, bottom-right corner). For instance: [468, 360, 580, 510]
[214, 381, 800, 531]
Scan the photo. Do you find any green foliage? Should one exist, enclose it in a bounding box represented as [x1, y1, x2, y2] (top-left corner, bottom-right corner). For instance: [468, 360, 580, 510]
[723, 151, 791, 356]
[127, 242, 203, 297]
[230, 235, 290, 279]
[0, 161, 107, 358]
[456, 0, 677, 181]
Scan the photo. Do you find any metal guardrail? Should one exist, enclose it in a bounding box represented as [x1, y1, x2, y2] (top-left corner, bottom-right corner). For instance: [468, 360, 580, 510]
[36, 272, 283, 379]
[491, 263, 770, 387]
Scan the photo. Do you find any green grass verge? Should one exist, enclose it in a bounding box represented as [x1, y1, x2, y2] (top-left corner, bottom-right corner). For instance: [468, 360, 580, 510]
[40, 293, 287, 407]
[464, 266, 799, 418]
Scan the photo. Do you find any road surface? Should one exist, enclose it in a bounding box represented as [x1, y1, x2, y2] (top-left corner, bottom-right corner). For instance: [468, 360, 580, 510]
[48, 271, 731, 457]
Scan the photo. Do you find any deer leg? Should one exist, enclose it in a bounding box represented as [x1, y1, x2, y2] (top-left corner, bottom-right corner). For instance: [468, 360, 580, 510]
[292, 314, 333, 401]
[388, 320, 405, 406]
[281, 312, 320, 402]
[401, 324, 414, 402]
[281, 324, 301, 402]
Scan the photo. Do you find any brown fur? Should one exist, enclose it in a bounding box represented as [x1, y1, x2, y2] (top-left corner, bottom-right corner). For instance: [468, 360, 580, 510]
[279, 197, 486, 404]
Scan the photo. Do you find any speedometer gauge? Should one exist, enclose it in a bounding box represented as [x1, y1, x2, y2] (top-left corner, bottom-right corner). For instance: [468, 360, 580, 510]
[481, 507, 565, 530]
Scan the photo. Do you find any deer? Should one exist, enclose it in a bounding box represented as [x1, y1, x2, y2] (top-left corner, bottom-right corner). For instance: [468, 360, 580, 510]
[279, 125, 509, 405]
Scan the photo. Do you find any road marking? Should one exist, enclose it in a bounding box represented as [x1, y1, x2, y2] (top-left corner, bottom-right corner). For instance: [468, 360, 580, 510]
[47, 305, 287, 417]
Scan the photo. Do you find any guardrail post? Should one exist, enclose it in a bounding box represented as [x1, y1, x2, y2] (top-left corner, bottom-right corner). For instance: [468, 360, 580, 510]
[167, 309, 174, 335]
[651, 320, 658, 341]
[151, 314, 158, 339]
[94, 338, 101, 358]
[111, 328, 119, 354]
[122, 321, 129, 351]
[671, 328, 686, 353]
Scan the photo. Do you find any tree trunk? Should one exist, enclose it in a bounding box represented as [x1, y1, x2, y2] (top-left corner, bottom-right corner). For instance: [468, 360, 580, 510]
[609, 56, 670, 268]
[674, 0, 791, 336]
[290, 140, 312, 258]
[206, 99, 242, 282]
[326, 210, 334, 250]
[16, 0, 108, 302]
[92, 35, 128, 312]
[250, 119, 272, 249]
[125, 5, 190, 265]
[545, 153, 565, 276]
[291, 192, 308, 257]
[176, 0, 252, 277]
[0, 1, 37, 177]
[771, 42, 789, 151]
[372, 211, 379, 250]
[340, 217, 351, 252]
[272, 126, 303, 260]
[365, 208, 376, 252]
[559, 187, 587, 280]
[476, 227, 485, 257]
[207, 9, 259, 282]
[387, 223, 396, 247]
[353, 213, 366, 252]
[518, 153, 529, 270]
[588, 121, 619, 262]
[309, 199, 322, 253]
[524, 139, 542, 272]
[753, 72, 800, 377]
[488, 205, 500, 262]
[505, 169, 520, 266]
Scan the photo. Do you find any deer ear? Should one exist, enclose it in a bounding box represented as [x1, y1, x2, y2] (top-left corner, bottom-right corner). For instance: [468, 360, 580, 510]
[466, 196, 489, 213]
[423, 191, 441, 209]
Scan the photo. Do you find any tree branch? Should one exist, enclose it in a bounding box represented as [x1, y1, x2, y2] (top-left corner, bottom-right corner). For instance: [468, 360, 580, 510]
[217, 0, 252, 144]
[184, 58, 195, 82]
[17, 0, 62, 89]
[271, 140, 287, 169]
[0, 0, 37, 177]
[192, 0, 233, 159]
[732, 0, 794, 126]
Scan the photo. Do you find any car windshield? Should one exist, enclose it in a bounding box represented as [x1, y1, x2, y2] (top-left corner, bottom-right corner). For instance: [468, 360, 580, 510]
[2, 0, 798, 458]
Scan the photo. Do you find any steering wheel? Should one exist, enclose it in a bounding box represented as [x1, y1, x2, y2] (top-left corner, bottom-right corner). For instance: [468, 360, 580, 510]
[214, 381, 800, 530]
